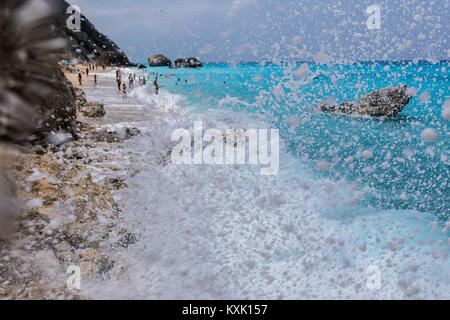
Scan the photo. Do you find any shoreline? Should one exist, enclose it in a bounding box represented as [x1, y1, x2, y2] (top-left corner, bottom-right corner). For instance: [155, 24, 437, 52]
[0, 68, 145, 299]
[62, 64, 113, 88]
[1, 65, 448, 300]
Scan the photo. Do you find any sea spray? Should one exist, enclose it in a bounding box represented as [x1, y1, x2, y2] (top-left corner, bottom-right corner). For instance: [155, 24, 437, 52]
[81, 70, 449, 299]
[171, 121, 280, 175]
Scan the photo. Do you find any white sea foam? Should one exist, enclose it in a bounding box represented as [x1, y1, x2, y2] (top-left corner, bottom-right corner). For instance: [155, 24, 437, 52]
[83, 71, 450, 299]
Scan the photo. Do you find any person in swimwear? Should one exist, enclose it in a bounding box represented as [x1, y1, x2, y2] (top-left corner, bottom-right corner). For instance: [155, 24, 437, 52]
[122, 83, 127, 99]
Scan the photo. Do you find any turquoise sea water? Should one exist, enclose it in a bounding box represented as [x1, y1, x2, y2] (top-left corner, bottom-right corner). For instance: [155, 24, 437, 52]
[103, 61, 450, 299]
[138, 61, 449, 219]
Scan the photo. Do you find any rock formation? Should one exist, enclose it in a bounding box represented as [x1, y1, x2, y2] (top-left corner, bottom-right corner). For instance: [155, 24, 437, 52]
[37, 65, 79, 141]
[174, 57, 203, 68]
[318, 85, 413, 117]
[73, 88, 105, 118]
[1, 0, 134, 145]
[98, 51, 131, 67]
[148, 54, 172, 67]
[80, 102, 106, 118]
[45, 0, 132, 64]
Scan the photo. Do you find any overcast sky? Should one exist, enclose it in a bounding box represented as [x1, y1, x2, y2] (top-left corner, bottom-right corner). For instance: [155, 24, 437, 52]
[70, 0, 449, 63]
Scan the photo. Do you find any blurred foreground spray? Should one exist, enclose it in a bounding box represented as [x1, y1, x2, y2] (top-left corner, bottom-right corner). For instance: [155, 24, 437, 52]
[0, 0, 67, 235]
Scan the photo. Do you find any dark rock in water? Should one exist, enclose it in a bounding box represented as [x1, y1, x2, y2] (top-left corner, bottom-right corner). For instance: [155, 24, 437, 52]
[174, 58, 184, 68]
[174, 57, 203, 68]
[148, 54, 172, 67]
[98, 51, 131, 67]
[318, 85, 413, 117]
[138, 64, 147, 69]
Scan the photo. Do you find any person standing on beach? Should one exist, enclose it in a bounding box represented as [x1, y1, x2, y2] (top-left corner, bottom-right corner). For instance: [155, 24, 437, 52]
[86, 67, 89, 77]
[94, 74, 97, 87]
[77, 71, 82, 86]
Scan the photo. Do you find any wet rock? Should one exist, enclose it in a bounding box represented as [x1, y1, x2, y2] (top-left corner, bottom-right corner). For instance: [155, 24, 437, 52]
[79, 102, 106, 118]
[74, 88, 105, 118]
[49, 0, 133, 64]
[89, 127, 141, 143]
[98, 51, 132, 67]
[174, 57, 203, 68]
[38, 66, 79, 141]
[52, 241, 73, 263]
[105, 177, 128, 190]
[97, 257, 115, 278]
[115, 233, 138, 249]
[31, 145, 47, 155]
[74, 88, 87, 109]
[0, 173, 17, 237]
[148, 54, 172, 67]
[318, 85, 414, 117]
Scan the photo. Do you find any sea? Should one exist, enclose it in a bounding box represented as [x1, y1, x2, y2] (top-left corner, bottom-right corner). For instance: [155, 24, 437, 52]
[86, 61, 449, 299]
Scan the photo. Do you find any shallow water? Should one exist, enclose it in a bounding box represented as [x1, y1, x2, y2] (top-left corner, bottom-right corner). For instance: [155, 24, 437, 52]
[84, 63, 450, 299]
[144, 61, 449, 218]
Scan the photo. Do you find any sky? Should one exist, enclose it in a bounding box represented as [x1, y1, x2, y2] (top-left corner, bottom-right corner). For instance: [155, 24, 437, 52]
[69, 0, 449, 63]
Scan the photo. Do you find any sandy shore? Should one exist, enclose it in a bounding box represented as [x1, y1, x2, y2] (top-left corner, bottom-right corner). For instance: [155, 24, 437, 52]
[62, 64, 112, 88]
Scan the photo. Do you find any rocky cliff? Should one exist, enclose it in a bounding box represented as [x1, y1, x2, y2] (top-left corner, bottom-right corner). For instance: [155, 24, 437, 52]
[46, 0, 132, 64]
[0, 0, 132, 145]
